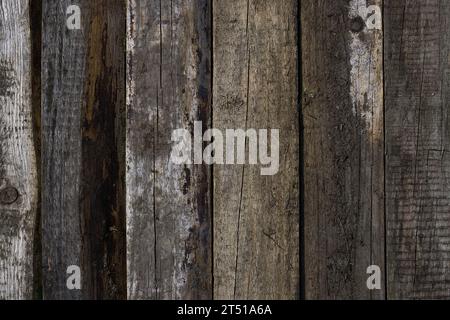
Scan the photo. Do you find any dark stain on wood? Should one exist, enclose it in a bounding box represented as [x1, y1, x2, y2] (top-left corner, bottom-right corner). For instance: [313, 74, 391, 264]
[30, 0, 43, 300]
[42, 0, 125, 300]
[0, 63, 15, 97]
[80, 0, 126, 299]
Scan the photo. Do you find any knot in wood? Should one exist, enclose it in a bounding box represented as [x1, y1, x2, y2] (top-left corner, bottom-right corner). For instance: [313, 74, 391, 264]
[350, 16, 365, 33]
[0, 187, 19, 205]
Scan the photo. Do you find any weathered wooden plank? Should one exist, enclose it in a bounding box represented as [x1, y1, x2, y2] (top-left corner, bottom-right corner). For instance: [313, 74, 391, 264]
[0, 0, 38, 300]
[42, 0, 126, 299]
[302, 0, 384, 299]
[213, 0, 299, 299]
[385, 0, 450, 299]
[126, 0, 212, 299]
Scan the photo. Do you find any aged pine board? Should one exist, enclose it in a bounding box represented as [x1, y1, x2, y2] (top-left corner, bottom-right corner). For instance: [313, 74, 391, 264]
[385, 0, 450, 299]
[42, 0, 126, 299]
[0, 0, 38, 299]
[126, 0, 212, 299]
[213, 0, 299, 299]
[302, 0, 384, 299]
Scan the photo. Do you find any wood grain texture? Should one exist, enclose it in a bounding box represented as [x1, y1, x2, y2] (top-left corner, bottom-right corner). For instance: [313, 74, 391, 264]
[6, 0, 450, 301]
[126, 0, 212, 299]
[0, 0, 38, 300]
[385, 0, 450, 299]
[42, 0, 126, 299]
[302, 0, 384, 299]
[213, 0, 299, 299]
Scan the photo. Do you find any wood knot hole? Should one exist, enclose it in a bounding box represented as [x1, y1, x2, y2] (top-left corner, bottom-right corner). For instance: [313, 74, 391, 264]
[0, 187, 19, 205]
[350, 16, 365, 33]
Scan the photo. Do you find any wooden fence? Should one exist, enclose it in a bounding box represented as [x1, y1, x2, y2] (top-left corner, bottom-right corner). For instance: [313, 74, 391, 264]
[0, 0, 449, 300]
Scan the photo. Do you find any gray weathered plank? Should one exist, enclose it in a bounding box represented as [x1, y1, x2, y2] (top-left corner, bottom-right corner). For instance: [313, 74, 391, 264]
[302, 0, 384, 299]
[385, 0, 450, 299]
[0, 0, 38, 300]
[213, 0, 299, 299]
[126, 0, 212, 299]
[42, 0, 126, 299]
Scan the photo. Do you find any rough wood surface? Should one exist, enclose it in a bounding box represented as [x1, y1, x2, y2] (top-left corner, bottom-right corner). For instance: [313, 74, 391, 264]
[385, 0, 450, 299]
[126, 0, 212, 299]
[302, 0, 384, 299]
[0, 0, 38, 300]
[3, 0, 450, 301]
[213, 0, 299, 299]
[42, 0, 126, 299]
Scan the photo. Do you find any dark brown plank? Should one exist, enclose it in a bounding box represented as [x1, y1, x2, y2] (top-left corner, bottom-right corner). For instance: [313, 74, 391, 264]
[302, 0, 384, 299]
[385, 0, 450, 299]
[42, 0, 126, 299]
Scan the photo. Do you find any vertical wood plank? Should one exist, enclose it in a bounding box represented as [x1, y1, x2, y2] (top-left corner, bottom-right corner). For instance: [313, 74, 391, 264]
[0, 0, 38, 299]
[302, 0, 384, 299]
[213, 0, 299, 299]
[385, 0, 450, 299]
[126, 0, 212, 299]
[42, 0, 126, 299]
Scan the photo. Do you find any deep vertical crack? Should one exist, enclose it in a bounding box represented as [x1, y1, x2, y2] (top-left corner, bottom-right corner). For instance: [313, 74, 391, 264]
[233, 0, 251, 299]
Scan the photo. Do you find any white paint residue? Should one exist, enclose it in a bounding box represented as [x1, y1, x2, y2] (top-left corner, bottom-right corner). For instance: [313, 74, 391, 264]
[348, 0, 383, 131]
[349, 0, 369, 121]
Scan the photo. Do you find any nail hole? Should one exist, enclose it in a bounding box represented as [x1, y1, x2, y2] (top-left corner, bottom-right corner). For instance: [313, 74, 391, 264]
[350, 16, 365, 33]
